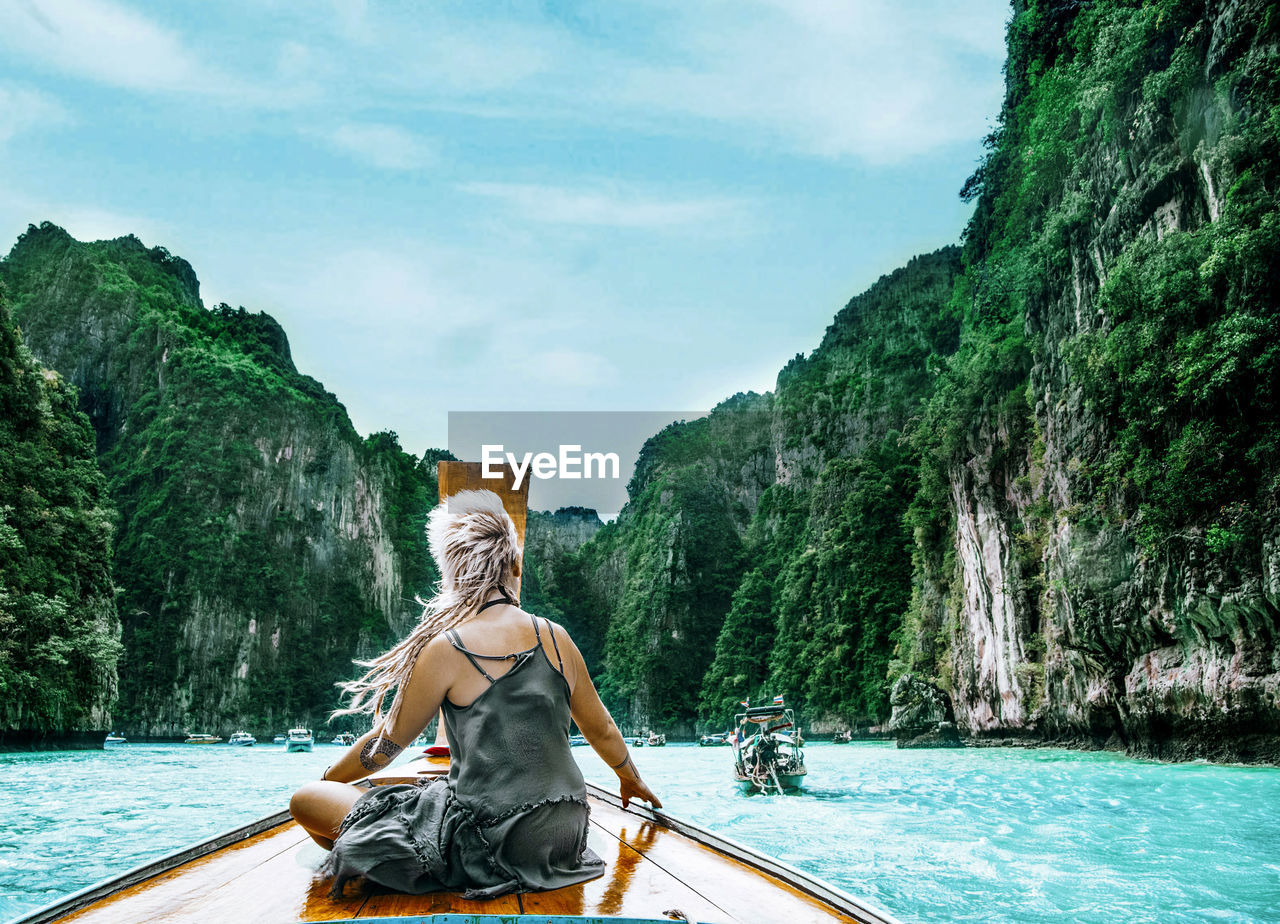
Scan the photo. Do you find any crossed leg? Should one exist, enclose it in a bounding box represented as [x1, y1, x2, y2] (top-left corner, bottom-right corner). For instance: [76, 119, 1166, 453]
[290, 781, 366, 849]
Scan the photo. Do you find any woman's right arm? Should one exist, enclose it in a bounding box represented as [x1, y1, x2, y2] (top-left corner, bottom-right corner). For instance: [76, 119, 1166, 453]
[558, 625, 662, 809]
[321, 634, 452, 784]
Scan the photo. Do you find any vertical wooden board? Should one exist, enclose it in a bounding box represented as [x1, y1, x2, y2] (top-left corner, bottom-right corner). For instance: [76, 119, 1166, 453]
[437, 460, 530, 548]
[520, 824, 732, 922]
[437, 460, 530, 597]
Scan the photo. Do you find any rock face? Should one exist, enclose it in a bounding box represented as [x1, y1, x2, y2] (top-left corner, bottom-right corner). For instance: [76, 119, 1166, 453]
[583, 254, 962, 732]
[1, 224, 440, 737]
[900, 0, 1280, 762]
[562, 1, 1280, 762]
[887, 674, 962, 749]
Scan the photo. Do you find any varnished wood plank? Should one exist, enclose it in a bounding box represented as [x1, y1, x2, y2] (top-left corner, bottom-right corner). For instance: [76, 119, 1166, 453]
[56, 822, 326, 924]
[585, 796, 863, 924]
[355, 889, 521, 916]
[520, 822, 730, 922]
[161, 834, 366, 923]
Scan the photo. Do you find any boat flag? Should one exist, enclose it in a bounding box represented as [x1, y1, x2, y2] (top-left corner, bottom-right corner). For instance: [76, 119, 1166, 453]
[739, 698, 750, 707]
[772, 694, 785, 705]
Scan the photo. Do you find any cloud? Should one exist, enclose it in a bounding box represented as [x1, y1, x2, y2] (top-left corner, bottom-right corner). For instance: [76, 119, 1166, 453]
[460, 182, 751, 230]
[0, 0, 308, 106]
[0, 83, 69, 143]
[322, 122, 436, 170]
[609, 0, 1008, 163]
[308, 0, 1006, 165]
[0, 0, 206, 92]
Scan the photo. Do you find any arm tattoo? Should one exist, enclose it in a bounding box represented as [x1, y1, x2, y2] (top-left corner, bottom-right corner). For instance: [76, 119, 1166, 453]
[359, 735, 404, 771]
[611, 752, 635, 775]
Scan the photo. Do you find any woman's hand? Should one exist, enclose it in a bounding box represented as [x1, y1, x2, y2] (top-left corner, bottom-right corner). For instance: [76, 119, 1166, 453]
[619, 772, 662, 810]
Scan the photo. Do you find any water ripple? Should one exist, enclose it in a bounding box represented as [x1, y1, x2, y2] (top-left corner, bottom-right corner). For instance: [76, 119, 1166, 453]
[0, 742, 1278, 923]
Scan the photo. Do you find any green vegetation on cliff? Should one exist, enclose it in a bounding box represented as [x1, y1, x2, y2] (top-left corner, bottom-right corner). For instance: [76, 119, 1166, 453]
[2, 224, 441, 735]
[951, 0, 1280, 551]
[0, 286, 119, 733]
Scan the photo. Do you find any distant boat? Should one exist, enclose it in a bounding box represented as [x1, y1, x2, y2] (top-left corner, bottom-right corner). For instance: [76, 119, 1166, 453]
[832, 730, 853, 743]
[647, 732, 666, 747]
[568, 734, 588, 747]
[284, 727, 313, 752]
[332, 732, 356, 746]
[227, 731, 255, 747]
[103, 732, 127, 746]
[699, 732, 731, 747]
[183, 734, 222, 745]
[272, 734, 286, 744]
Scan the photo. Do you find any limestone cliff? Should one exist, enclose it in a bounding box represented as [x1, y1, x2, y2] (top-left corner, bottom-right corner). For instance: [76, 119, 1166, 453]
[904, 0, 1280, 761]
[565, 0, 1280, 761]
[1, 224, 441, 737]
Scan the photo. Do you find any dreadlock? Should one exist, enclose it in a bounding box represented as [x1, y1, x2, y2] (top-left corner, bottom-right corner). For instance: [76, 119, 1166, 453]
[330, 488, 521, 739]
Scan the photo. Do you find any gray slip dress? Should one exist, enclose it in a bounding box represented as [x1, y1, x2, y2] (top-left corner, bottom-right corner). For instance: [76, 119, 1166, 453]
[320, 598, 606, 900]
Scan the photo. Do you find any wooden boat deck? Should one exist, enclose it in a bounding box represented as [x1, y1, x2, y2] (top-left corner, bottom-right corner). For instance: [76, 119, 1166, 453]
[22, 763, 897, 924]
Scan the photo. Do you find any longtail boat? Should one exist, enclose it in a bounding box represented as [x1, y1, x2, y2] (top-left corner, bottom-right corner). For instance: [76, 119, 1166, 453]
[733, 706, 807, 793]
[13, 463, 901, 923]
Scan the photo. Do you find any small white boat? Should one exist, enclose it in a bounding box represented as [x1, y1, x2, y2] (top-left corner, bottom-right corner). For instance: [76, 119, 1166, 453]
[183, 733, 222, 744]
[227, 731, 255, 747]
[647, 732, 667, 747]
[332, 732, 356, 746]
[284, 727, 313, 752]
[103, 732, 127, 747]
[568, 734, 588, 747]
[272, 734, 286, 744]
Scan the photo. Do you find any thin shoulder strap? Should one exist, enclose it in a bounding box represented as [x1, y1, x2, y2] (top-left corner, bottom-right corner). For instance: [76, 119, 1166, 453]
[446, 628, 496, 682]
[543, 617, 565, 675]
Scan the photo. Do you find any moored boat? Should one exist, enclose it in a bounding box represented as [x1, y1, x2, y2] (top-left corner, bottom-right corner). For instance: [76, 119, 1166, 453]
[13, 752, 899, 924]
[647, 732, 666, 747]
[183, 733, 222, 744]
[272, 734, 286, 744]
[568, 733, 588, 747]
[228, 731, 255, 747]
[733, 704, 807, 793]
[332, 732, 356, 746]
[700, 731, 732, 747]
[103, 732, 127, 746]
[284, 727, 313, 752]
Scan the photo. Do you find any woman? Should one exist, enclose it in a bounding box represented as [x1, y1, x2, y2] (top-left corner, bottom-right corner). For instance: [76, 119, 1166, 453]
[290, 488, 661, 900]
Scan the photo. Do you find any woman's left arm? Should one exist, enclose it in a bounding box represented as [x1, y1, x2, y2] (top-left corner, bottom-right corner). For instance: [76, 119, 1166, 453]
[321, 635, 453, 783]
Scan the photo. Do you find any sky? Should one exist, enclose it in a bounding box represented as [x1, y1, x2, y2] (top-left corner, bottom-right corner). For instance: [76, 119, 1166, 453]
[0, 0, 1010, 457]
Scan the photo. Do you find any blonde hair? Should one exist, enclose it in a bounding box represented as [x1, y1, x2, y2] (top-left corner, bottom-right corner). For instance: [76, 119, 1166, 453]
[331, 488, 521, 734]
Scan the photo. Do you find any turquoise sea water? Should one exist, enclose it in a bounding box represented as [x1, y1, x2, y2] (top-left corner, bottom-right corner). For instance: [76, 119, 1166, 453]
[1, 741, 1277, 923]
